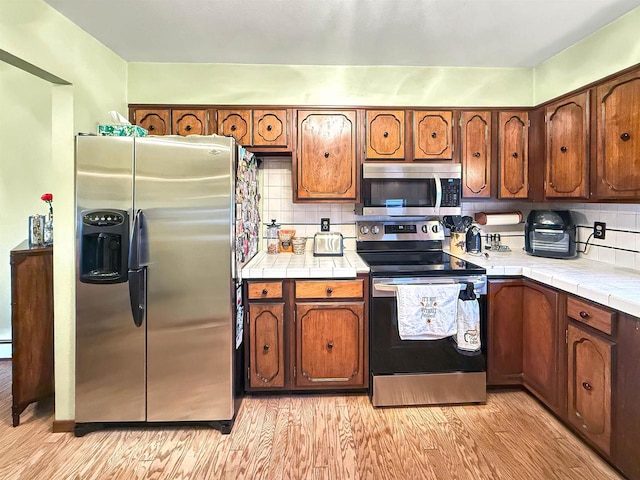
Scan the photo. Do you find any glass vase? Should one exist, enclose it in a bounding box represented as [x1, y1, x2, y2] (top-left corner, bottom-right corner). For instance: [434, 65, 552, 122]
[43, 212, 53, 246]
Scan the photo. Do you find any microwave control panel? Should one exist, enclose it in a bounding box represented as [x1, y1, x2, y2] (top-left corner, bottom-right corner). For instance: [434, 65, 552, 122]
[441, 179, 461, 207]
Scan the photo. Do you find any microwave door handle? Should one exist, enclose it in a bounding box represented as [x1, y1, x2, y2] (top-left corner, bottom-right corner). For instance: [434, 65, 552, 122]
[434, 174, 442, 209]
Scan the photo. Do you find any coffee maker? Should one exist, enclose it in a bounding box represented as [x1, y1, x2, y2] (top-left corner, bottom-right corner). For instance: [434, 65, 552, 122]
[465, 225, 482, 254]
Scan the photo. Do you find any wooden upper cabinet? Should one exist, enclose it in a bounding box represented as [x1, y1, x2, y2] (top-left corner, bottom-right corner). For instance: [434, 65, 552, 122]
[567, 324, 613, 455]
[596, 71, 640, 199]
[172, 109, 208, 136]
[499, 111, 529, 198]
[217, 110, 251, 145]
[461, 111, 492, 198]
[296, 110, 358, 202]
[413, 111, 453, 160]
[132, 109, 171, 135]
[365, 110, 405, 160]
[522, 281, 563, 413]
[294, 302, 364, 388]
[252, 109, 289, 147]
[545, 92, 589, 199]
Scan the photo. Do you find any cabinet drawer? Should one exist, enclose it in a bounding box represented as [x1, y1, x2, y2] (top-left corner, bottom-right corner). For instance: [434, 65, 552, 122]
[248, 281, 283, 300]
[295, 280, 363, 299]
[567, 296, 614, 335]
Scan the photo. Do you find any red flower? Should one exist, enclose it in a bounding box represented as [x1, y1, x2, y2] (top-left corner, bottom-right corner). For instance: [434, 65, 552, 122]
[41, 193, 53, 215]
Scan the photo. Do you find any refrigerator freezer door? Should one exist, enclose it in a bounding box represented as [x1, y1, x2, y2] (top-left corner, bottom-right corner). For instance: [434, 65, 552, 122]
[75, 136, 146, 422]
[136, 136, 236, 421]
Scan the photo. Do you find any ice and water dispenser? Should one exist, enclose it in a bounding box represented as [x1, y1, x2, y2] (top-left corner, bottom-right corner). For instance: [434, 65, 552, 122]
[79, 209, 129, 284]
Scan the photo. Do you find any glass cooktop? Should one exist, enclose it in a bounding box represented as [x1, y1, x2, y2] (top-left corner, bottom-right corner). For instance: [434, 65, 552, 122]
[357, 250, 486, 276]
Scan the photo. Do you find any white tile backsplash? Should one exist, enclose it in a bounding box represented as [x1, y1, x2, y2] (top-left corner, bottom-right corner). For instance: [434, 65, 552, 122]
[258, 160, 640, 269]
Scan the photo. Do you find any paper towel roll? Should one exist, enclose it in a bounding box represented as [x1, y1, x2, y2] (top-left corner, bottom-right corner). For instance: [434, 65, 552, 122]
[474, 211, 523, 226]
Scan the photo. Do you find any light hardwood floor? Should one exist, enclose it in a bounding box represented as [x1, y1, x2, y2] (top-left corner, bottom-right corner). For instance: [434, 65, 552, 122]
[0, 362, 622, 480]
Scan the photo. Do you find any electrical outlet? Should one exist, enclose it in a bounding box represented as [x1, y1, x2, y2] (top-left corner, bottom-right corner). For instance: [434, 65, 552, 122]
[320, 218, 330, 232]
[594, 222, 606, 239]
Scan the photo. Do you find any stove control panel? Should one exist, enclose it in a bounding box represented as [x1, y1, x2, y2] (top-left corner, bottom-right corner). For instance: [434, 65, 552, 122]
[356, 220, 444, 241]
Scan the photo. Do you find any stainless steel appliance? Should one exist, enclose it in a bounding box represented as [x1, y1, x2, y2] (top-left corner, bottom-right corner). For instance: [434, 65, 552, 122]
[465, 225, 483, 254]
[356, 163, 461, 216]
[313, 231, 344, 256]
[357, 220, 487, 407]
[75, 135, 259, 436]
[524, 210, 576, 258]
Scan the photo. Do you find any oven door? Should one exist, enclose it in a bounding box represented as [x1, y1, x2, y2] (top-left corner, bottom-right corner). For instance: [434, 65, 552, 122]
[370, 276, 487, 406]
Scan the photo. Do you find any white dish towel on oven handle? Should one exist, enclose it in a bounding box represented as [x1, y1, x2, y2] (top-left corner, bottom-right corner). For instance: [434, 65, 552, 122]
[454, 297, 481, 352]
[395, 284, 461, 340]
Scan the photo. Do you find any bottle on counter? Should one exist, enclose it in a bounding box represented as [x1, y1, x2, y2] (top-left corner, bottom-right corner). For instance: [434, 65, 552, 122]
[266, 219, 280, 255]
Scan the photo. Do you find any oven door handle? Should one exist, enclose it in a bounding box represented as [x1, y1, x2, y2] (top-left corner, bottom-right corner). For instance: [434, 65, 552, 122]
[373, 281, 486, 298]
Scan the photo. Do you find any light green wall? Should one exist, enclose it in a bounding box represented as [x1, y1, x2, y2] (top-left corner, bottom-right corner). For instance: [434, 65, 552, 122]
[0, 62, 52, 356]
[534, 6, 640, 103]
[0, 0, 128, 421]
[128, 63, 534, 106]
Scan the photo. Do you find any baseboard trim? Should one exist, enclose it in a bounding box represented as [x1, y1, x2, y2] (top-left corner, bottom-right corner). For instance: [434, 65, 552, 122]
[52, 420, 75, 433]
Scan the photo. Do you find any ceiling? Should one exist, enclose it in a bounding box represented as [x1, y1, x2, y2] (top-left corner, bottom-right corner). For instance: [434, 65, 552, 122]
[43, 0, 640, 67]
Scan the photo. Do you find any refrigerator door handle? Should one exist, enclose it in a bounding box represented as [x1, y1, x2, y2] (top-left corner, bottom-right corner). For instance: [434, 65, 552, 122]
[128, 269, 146, 328]
[128, 209, 146, 328]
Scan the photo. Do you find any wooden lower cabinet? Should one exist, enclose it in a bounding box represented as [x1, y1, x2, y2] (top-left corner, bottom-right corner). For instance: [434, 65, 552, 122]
[294, 302, 364, 387]
[487, 279, 523, 385]
[244, 278, 368, 392]
[613, 313, 640, 479]
[10, 242, 54, 427]
[567, 323, 613, 455]
[248, 303, 285, 388]
[522, 281, 564, 414]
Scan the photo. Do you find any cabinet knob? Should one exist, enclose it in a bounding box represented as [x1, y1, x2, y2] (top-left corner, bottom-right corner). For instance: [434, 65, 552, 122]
[582, 382, 592, 391]
[621, 132, 631, 141]
[512, 152, 519, 158]
[262, 288, 268, 295]
[267, 125, 273, 131]
[230, 125, 237, 132]
[560, 146, 567, 153]
[579, 311, 589, 319]
[431, 132, 437, 138]
[263, 344, 270, 351]
[473, 151, 481, 158]
[185, 125, 192, 132]
[324, 152, 330, 158]
[326, 287, 333, 295]
[383, 131, 389, 138]
[327, 342, 334, 350]
[149, 125, 155, 131]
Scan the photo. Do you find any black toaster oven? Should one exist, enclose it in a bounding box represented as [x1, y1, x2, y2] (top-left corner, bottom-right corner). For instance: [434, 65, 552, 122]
[524, 210, 577, 258]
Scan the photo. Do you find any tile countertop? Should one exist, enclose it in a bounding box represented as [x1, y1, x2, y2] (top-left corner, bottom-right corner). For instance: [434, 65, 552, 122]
[449, 247, 640, 318]
[242, 249, 370, 279]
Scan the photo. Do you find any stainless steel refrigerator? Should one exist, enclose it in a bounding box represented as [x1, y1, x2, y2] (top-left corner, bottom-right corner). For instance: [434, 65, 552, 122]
[74, 134, 259, 435]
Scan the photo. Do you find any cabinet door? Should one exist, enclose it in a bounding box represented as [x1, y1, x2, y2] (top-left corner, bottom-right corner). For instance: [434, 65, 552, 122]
[172, 109, 208, 136]
[248, 303, 285, 388]
[461, 111, 492, 198]
[522, 281, 563, 412]
[487, 280, 523, 385]
[614, 313, 640, 479]
[545, 92, 589, 199]
[413, 111, 453, 160]
[567, 324, 613, 455]
[499, 111, 529, 198]
[295, 302, 364, 387]
[596, 71, 640, 199]
[252, 109, 289, 147]
[296, 110, 357, 201]
[365, 110, 405, 160]
[133, 109, 171, 135]
[217, 110, 251, 145]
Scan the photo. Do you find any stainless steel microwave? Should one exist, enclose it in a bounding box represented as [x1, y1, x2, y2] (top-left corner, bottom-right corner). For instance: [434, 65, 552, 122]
[356, 163, 462, 216]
